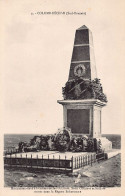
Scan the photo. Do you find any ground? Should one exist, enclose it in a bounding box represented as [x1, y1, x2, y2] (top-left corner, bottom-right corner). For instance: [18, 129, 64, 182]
[4, 154, 121, 188]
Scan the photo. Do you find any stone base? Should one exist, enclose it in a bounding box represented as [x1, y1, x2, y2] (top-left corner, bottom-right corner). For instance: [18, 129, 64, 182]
[57, 99, 106, 138]
[96, 137, 112, 151]
[105, 149, 121, 159]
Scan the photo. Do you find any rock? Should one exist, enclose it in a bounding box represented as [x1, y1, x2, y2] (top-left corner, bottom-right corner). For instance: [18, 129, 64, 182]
[82, 171, 92, 177]
[78, 174, 81, 179]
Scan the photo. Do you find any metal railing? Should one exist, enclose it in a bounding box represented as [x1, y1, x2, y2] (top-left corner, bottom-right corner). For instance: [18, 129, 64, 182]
[4, 148, 19, 155]
[4, 151, 106, 173]
[4, 154, 72, 172]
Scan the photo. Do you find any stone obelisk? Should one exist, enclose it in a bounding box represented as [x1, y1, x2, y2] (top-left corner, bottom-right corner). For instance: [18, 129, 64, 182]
[57, 25, 112, 150]
[68, 25, 97, 81]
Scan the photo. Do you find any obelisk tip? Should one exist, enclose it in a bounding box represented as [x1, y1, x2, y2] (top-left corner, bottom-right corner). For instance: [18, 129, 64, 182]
[77, 25, 88, 30]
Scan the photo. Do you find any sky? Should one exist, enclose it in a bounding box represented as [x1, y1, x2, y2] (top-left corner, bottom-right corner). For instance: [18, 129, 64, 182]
[0, 0, 125, 135]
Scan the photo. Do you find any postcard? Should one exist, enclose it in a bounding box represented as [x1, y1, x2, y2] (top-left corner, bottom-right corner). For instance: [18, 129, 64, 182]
[0, 0, 125, 196]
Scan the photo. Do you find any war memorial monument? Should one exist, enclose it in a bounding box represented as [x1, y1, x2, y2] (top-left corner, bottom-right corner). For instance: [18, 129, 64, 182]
[58, 25, 112, 151]
[4, 25, 113, 172]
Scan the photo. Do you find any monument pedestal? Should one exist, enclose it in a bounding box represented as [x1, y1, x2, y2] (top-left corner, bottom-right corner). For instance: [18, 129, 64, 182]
[58, 99, 105, 138]
[57, 99, 112, 151]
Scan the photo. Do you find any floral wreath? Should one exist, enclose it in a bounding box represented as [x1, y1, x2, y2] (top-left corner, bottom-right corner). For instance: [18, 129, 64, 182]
[55, 127, 71, 151]
[74, 64, 86, 77]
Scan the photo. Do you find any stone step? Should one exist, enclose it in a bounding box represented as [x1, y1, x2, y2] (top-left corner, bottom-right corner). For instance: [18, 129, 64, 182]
[105, 149, 121, 159]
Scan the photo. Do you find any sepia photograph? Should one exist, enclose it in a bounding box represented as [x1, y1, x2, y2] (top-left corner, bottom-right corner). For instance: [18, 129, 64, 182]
[0, 0, 125, 194]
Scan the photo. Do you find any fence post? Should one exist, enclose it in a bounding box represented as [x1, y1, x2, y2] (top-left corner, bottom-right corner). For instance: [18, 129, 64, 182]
[42, 154, 43, 168]
[91, 154, 92, 166]
[77, 157, 78, 169]
[31, 154, 32, 168]
[65, 155, 66, 171]
[59, 155, 60, 170]
[79, 157, 80, 168]
[4, 154, 6, 165]
[97, 153, 99, 163]
[82, 156, 83, 167]
[75, 158, 76, 169]
[53, 155, 54, 168]
[71, 156, 73, 173]
[15, 153, 16, 168]
[10, 154, 11, 167]
[37, 155, 38, 169]
[86, 155, 87, 166]
[83, 156, 85, 167]
[21, 154, 22, 168]
[26, 154, 27, 168]
[80, 156, 82, 168]
[97, 154, 100, 163]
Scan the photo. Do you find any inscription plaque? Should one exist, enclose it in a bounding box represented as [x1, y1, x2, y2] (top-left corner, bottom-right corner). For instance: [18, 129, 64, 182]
[67, 109, 90, 134]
